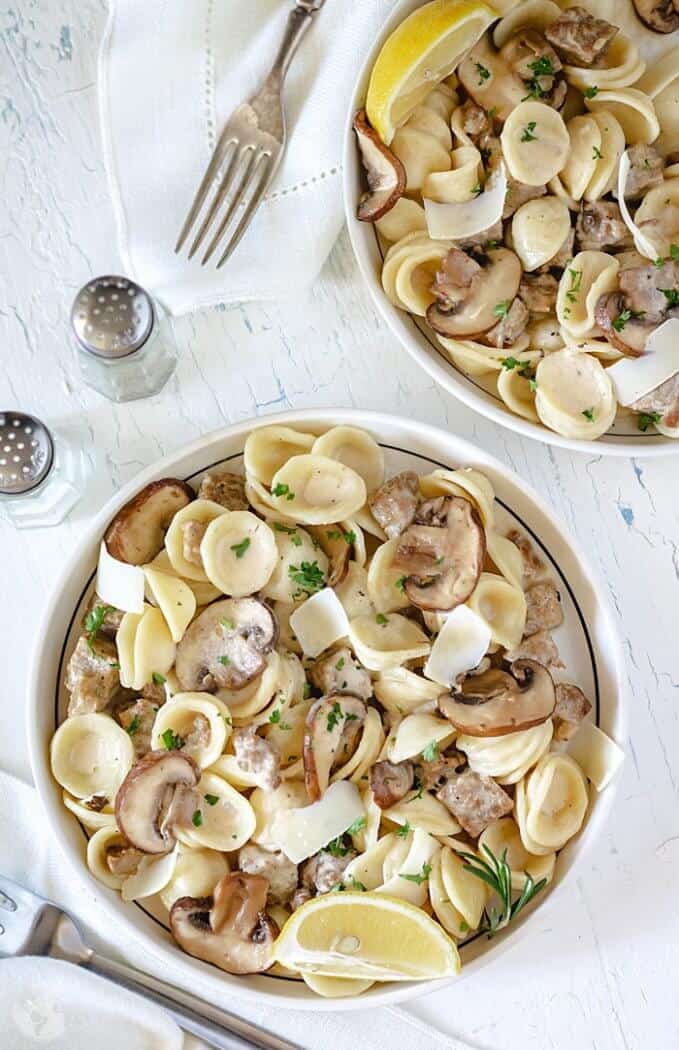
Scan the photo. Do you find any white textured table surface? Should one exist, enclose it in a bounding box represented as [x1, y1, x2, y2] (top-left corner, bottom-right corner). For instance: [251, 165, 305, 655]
[1, 4, 678, 1049]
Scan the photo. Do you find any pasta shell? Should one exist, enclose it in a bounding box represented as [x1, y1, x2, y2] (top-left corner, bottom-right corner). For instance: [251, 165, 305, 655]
[178, 771, 256, 852]
[428, 850, 469, 938]
[343, 832, 399, 890]
[535, 349, 617, 440]
[143, 567, 196, 643]
[373, 666, 443, 716]
[249, 780, 308, 848]
[485, 531, 524, 589]
[151, 693, 231, 768]
[87, 826, 129, 890]
[440, 846, 487, 930]
[584, 110, 625, 202]
[385, 790, 461, 837]
[457, 720, 553, 784]
[367, 537, 411, 614]
[269, 455, 367, 525]
[244, 425, 315, 486]
[392, 124, 451, 193]
[635, 47, 679, 157]
[422, 147, 482, 204]
[516, 753, 589, 854]
[334, 563, 374, 620]
[492, 0, 560, 49]
[63, 791, 116, 831]
[375, 198, 427, 243]
[145, 548, 221, 606]
[419, 467, 495, 529]
[467, 572, 527, 649]
[331, 707, 385, 785]
[261, 524, 329, 603]
[511, 196, 572, 271]
[51, 713, 134, 800]
[497, 365, 539, 422]
[116, 609, 143, 688]
[634, 180, 679, 260]
[217, 651, 281, 722]
[164, 499, 226, 582]
[556, 250, 620, 339]
[200, 511, 277, 597]
[564, 33, 644, 93]
[312, 427, 385, 494]
[374, 828, 440, 906]
[478, 817, 555, 892]
[121, 847, 178, 902]
[501, 101, 570, 186]
[561, 116, 602, 202]
[585, 88, 659, 146]
[438, 336, 533, 377]
[349, 612, 430, 672]
[132, 604, 176, 691]
[159, 844, 229, 910]
[387, 712, 456, 764]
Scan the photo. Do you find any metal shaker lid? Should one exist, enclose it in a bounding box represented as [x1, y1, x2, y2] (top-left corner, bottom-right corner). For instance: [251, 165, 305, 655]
[71, 275, 154, 359]
[0, 412, 54, 496]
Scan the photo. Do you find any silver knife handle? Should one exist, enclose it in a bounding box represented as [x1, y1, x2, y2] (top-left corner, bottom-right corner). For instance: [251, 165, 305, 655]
[85, 951, 301, 1050]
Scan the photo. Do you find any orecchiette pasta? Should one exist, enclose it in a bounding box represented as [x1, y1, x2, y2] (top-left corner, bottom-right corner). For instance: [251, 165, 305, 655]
[54, 423, 622, 997]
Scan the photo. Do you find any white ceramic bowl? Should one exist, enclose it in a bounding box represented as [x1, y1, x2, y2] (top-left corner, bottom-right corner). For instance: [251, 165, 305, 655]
[342, 0, 678, 457]
[28, 409, 626, 1010]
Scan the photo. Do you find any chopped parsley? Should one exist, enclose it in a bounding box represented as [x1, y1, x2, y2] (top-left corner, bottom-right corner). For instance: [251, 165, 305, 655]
[375, 612, 389, 625]
[268, 708, 292, 730]
[399, 862, 432, 886]
[459, 920, 470, 934]
[638, 411, 662, 432]
[653, 257, 666, 268]
[485, 239, 501, 250]
[327, 528, 355, 545]
[612, 308, 645, 331]
[529, 378, 538, 392]
[331, 876, 367, 893]
[204, 793, 219, 806]
[335, 657, 345, 671]
[347, 816, 367, 836]
[151, 672, 166, 686]
[671, 244, 679, 261]
[218, 655, 231, 666]
[471, 182, 484, 197]
[565, 268, 582, 304]
[520, 121, 537, 142]
[422, 740, 439, 763]
[493, 299, 511, 319]
[84, 604, 114, 654]
[273, 522, 302, 546]
[487, 106, 497, 119]
[522, 56, 556, 100]
[161, 728, 184, 751]
[474, 61, 490, 85]
[501, 356, 520, 370]
[584, 85, 599, 99]
[326, 701, 344, 732]
[660, 288, 679, 307]
[125, 715, 141, 736]
[303, 682, 311, 699]
[230, 537, 251, 559]
[220, 617, 235, 630]
[582, 407, 595, 422]
[397, 821, 412, 839]
[191, 810, 203, 827]
[272, 483, 295, 500]
[395, 575, 407, 593]
[592, 145, 603, 160]
[325, 834, 351, 858]
[288, 560, 325, 597]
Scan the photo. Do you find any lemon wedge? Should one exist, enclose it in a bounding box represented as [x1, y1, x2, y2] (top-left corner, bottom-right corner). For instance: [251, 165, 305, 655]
[366, 0, 496, 145]
[273, 892, 461, 981]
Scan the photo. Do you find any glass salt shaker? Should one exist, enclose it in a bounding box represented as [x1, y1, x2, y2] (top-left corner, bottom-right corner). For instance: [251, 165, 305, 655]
[71, 275, 178, 402]
[0, 412, 89, 529]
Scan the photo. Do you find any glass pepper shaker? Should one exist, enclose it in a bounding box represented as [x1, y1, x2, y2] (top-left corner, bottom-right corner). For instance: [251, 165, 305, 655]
[71, 275, 178, 402]
[0, 412, 89, 529]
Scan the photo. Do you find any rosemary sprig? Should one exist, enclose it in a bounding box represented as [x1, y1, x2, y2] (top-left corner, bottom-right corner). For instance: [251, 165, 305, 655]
[458, 844, 547, 937]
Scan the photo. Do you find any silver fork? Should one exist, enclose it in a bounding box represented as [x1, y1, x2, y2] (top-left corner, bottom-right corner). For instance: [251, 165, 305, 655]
[0, 874, 301, 1050]
[176, 0, 326, 269]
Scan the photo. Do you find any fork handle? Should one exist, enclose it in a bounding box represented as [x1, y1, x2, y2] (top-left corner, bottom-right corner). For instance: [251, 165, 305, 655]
[85, 950, 301, 1050]
[269, 1, 326, 83]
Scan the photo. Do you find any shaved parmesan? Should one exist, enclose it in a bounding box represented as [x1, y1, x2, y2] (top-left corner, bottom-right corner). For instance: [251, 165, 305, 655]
[616, 151, 658, 261]
[96, 540, 144, 613]
[607, 320, 679, 405]
[270, 781, 364, 864]
[567, 722, 625, 792]
[289, 587, 350, 658]
[143, 567, 196, 643]
[424, 163, 507, 241]
[423, 604, 492, 687]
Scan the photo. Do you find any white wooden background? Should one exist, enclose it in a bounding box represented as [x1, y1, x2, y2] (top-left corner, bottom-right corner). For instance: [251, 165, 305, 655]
[1, 3, 678, 1048]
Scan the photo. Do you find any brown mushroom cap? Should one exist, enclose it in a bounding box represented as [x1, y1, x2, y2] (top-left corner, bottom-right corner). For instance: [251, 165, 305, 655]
[303, 694, 367, 802]
[353, 109, 407, 222]
[393, 496, 486, 612]
[105, 479, 194, 564]
[170, 873, 277, 975]
[594, 291, 650, 357]
[115, 750, 199, 854]
[175, 598, 278, 692]
[439, 659, 556, 737]
[369, 759, 414, 809]
[426, 249, 523, 339]
[631, 0, 679, 33]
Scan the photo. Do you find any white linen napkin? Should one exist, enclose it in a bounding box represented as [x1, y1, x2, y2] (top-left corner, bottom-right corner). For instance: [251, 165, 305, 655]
[98, 0, 395, 315]
[0, 769, 466, 1049]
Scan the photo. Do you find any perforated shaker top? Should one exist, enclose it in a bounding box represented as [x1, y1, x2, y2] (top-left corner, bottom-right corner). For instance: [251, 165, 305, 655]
[0, 412, 54, 495]
[71, 276, 154, 358]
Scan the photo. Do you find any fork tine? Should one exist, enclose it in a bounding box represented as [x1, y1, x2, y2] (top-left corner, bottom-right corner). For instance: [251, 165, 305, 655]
[201, 149, 269, 265]
[175, 138, 237, 254]
[216, 157, 273, 269]
[186, 144, 243, 261]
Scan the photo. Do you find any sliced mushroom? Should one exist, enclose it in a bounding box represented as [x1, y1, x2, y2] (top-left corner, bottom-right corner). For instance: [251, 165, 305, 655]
[437, 769, 513, 837]
[369, 759, 414, 809]
[620, 261, 677, 325]
[308, 646, 373, 701]
[439, 659, 555, 737]
[303, 694, 367, 802]
[238, 844, 298, 904]
[368, 470, 420, 540]
[175, 598, 277, 692]
[197, 471, 248, 510]
[544, 7, 618, 67]
[631, 0, 679, 33]
[65, 635, 120, 717]
[594, 292, 651, 356]
[427, 248, 523, 338]
[518, 273, 558, 315]
[233, 726, 281, 791]
[353, 109, 406, 222]
[393, 496, 486, 612]
[170, 873, 277, 975]
[105, 479, 194, 564]
[115, 750, 199, 854]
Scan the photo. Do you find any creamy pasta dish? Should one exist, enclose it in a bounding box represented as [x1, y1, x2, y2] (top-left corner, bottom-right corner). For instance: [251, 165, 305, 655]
[49, 424, 623, 995]
[353, 0, 679, 441]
